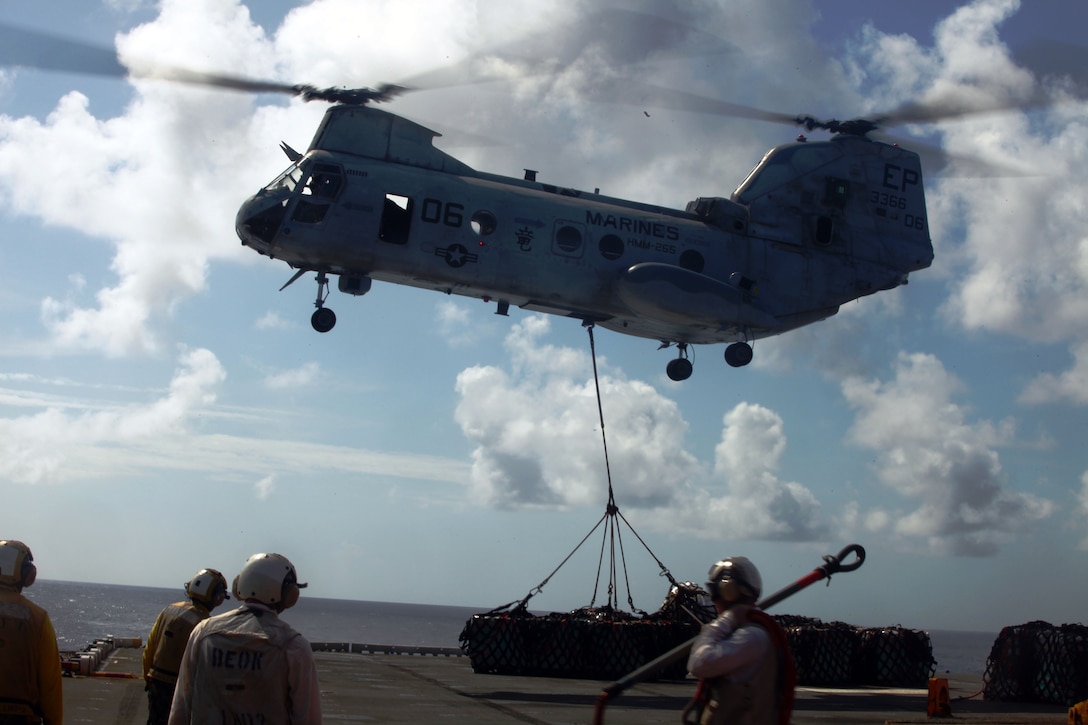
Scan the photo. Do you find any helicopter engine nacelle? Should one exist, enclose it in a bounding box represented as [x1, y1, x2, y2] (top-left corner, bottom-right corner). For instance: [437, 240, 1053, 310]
[616, 263, 778, 330]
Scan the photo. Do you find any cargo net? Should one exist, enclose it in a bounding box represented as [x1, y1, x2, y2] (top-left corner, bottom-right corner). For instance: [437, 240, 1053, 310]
[774, 615, 934, 687]
[459, 596, 710, 681]
[460, 606, 935, 685]
[983, 621, 1088, 706]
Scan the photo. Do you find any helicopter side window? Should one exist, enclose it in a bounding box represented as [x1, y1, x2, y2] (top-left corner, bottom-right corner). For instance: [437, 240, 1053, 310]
[380, 193, 413, 244]
[471, 210, 497, 236]
[301, 163, 343, 200]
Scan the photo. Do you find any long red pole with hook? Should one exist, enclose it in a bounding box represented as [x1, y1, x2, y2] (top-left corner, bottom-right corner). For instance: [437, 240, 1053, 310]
[591, 543, 866, 725]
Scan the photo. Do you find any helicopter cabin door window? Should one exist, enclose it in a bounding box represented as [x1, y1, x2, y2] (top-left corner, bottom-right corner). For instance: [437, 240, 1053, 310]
[380, 193, 413, 244]
[291, 163, 343, 224]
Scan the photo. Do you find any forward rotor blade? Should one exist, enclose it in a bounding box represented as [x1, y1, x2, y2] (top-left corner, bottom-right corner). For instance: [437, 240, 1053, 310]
[0, 22, 306, 96]
[397, 8, 736, 94]
[0, 22, 127, 77]
[0, 22, 414, 106]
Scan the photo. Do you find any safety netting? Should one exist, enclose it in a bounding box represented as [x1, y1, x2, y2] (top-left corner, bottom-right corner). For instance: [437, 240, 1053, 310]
[983, 621, 1088, 706]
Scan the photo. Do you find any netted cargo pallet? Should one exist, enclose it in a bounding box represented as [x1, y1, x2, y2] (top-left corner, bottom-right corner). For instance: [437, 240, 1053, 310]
[775, 616, 933, 687]
[459, 609, 699, 681]
[985, 621, 1088, 706]
[856, 626, 935, 687]
[783, 620, 858, 686]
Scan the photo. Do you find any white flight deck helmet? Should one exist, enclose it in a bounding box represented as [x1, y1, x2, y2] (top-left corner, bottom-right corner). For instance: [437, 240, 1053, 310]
[706, 556, 762, 606]
[185, 568, 229, 609]
[0, 540, 36, 590]
[233, 553, 307, 611]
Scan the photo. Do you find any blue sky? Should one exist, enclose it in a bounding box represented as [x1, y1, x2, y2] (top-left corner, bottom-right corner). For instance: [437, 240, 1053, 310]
[2, 0, 1087, 633]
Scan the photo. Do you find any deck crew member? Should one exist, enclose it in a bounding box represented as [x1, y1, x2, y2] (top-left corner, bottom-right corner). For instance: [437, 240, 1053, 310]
[684, 556, 793, 725]
[168, 552, 321, 725]
[143, 568, 229, 725]
[0, 540, 62, 725]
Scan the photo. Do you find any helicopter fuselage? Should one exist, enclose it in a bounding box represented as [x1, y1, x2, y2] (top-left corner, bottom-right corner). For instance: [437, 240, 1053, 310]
[236, 105, 933, 377]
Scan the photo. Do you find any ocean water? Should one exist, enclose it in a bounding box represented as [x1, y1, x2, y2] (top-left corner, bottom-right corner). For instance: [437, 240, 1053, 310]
[26, 579, 997, 675]
[25, 579, 483, 651]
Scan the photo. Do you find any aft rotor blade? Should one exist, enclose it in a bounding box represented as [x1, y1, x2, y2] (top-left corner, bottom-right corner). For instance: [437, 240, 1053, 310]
[590, 80, 800, 126]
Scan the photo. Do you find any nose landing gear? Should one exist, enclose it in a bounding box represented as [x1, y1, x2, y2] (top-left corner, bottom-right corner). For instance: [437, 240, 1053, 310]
[310, 272, 336, 333]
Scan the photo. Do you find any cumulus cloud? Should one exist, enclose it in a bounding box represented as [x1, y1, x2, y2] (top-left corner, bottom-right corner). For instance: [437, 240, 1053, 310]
[454, 317, 829, 540]
[842, 352, 1053, 555]
[651, 403, 830, 541]
[435, 300, 477, 348]
[254, 474, 276, 501]
[454, 316, 699, 509]
[255, 312, 291, 331]
[263, 361, 321, 390]
[1019, 341, 1088, 405]
[0, 347, 226, 483]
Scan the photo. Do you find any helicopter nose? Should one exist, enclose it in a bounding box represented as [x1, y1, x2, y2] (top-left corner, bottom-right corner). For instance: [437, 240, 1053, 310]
[236, 193, 287, 253]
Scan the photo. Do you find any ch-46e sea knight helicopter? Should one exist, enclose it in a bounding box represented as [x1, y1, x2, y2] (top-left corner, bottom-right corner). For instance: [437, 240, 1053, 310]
[2, 17, 938, 380]
[235, 87, 933, 380]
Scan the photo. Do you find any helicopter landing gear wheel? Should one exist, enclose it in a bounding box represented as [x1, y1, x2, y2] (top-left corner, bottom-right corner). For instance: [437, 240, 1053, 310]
[311, 307, 336, 333]
[666, 343, 693, 381]
[310, 271, 336, 333]
[666, 358, 693, 381]
[724, 341, 753, 368]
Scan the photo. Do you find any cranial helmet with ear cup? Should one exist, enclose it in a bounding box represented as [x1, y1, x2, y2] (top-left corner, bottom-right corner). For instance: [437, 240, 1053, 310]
[235, 553, 307, 610]
[186, 568, 230, 609]
[706, 556, 762, 605]
[0, 540, 37, 590]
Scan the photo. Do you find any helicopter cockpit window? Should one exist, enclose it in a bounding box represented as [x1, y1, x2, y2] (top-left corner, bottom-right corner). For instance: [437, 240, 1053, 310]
[264, 163, 305, 194]
[732, 144, 843, 204]
[290, 163, 343, 225]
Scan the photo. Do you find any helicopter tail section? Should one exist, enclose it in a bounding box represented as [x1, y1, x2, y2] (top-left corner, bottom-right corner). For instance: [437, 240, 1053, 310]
[734, 135, 933, 314]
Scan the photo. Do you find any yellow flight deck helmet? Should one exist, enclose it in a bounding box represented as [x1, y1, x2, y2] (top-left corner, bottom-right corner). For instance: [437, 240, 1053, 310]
[186, 568, 229, 608]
